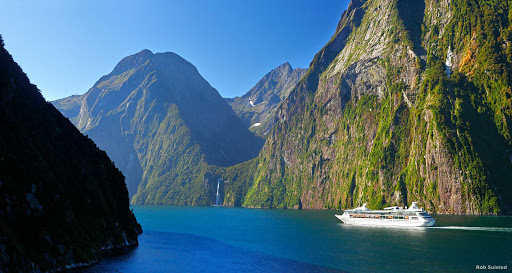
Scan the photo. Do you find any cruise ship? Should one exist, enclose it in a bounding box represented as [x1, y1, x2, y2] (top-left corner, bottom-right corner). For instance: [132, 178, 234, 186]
[335, 202, 435, 227]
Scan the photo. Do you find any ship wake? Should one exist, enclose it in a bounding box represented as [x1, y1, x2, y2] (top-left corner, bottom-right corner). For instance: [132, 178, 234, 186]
[428, 226, 512, 232]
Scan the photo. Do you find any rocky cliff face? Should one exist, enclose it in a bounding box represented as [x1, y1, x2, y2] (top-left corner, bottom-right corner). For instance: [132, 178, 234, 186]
[53, 50, 263, 204]
[226, 63, 306, 137]
[0, 36, 141, 272]
[244, 0, 512, 214]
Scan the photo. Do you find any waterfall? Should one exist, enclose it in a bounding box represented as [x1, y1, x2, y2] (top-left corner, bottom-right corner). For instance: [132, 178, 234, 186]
[445, 46, 453, 77]
[215, 178, 221, 206]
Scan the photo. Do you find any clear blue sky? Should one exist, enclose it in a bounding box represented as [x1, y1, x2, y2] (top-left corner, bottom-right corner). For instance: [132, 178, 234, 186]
[1, 0, 349, 101]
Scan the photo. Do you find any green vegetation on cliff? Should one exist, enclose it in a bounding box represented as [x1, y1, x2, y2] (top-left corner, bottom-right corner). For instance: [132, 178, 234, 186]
[243, 0, 512, 214]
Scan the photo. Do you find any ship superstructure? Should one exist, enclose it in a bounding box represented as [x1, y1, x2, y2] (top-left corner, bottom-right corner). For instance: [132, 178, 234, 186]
[335, 202, 435, 227]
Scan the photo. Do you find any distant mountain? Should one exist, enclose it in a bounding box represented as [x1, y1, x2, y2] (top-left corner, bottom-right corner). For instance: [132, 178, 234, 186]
[0, 36, 141, 272]
[52, 50, 263, 204]
[226, 63, 306, 137]
[51, 94, 82, 124]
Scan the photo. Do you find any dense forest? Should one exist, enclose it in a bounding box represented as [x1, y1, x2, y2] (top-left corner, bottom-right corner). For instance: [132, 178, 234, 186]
[0, 35, 141, 272]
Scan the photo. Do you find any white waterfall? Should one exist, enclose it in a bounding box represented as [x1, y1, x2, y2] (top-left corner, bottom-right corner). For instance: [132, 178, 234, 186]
[215, 178, 221, 206]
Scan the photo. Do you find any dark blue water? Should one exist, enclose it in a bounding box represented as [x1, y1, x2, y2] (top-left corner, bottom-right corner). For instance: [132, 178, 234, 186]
[78, 206, 512, 272]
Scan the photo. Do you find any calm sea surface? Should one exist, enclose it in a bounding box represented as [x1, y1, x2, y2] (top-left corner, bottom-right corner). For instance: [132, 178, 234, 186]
[77, 206, 512, 273]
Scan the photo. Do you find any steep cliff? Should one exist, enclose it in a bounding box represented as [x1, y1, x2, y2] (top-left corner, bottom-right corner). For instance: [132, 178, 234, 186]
[226, 63, 306, 137]
[244, 0, 512, 214]
[53, 50, 263, 204]
[0, 36, 141, 272]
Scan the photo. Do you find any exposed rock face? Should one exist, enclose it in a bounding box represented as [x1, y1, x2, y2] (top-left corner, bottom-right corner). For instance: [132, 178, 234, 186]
[244, 0, 512, 214]
[226, 63, 306, 137]
[0, 36, 141, 272]
[53, 50, 263, 204]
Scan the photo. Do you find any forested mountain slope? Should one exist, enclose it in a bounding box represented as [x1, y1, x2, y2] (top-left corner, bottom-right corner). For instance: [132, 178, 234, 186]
[0, 36, 141, 272]
[244, 0, 512, 214]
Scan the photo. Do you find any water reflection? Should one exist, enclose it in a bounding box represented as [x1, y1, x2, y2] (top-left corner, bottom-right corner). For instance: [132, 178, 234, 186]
[338, 223, 428, 234]
[428, 226, 512, 232]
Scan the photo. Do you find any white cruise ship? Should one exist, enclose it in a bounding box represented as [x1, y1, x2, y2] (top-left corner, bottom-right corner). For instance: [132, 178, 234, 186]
[335, 202, 435, 227]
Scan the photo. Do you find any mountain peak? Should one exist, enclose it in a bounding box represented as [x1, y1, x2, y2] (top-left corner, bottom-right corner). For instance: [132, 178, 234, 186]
[111, 49, 154, 75]
[137, 49, 154, 56]
[276, 62, 293, 72]
[281, 61, 292, 68]
[227, 61, 307, 137]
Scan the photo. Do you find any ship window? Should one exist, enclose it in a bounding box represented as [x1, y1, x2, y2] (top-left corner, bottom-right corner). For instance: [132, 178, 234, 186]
[410, 217, 418, 220]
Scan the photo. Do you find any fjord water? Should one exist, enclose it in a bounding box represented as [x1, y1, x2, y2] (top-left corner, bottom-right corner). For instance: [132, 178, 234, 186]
[80, 206, 512, 273]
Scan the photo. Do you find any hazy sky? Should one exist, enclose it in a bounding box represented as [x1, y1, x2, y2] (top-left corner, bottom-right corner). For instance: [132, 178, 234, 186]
[1, 0, 349, 101]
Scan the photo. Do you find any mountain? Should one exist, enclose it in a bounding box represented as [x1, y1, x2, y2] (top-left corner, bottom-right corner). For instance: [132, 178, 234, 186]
[0, 36, 141, 272]
[52, 50, 264, 204]
[243, 0, 512, 214]
[226, 63, 306, 137]
[51, 94, 82, 124]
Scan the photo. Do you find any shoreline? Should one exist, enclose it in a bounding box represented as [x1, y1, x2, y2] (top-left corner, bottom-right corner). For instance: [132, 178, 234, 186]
[55, 240, 139, 273]
[130, 204, 512, 216]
